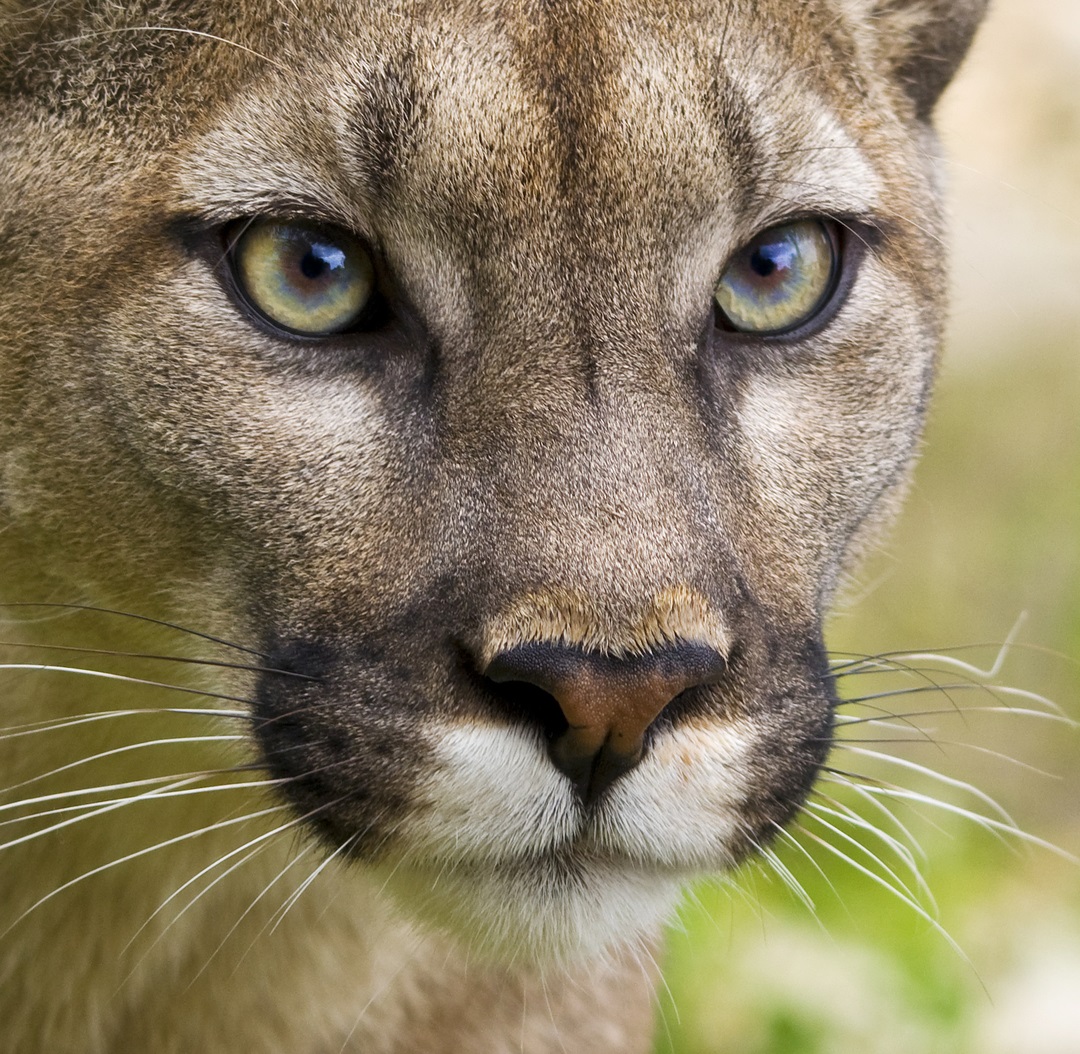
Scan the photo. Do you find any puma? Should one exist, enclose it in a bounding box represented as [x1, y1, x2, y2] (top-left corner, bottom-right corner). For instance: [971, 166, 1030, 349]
[0, 1, 989, 1050]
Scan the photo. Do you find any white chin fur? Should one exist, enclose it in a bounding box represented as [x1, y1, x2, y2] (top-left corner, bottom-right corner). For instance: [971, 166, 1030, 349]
[380, 856, 682, 963]
[385, 720, 756, 960]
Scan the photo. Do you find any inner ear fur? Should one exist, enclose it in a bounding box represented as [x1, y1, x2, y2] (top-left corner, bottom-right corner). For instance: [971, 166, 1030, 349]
[872, 0, 990, 118]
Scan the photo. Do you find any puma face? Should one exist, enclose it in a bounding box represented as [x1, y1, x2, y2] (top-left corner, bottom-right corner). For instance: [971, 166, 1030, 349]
[0, 0, 985, 964]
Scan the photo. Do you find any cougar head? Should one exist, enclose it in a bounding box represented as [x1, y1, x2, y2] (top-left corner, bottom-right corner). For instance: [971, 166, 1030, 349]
[0, 0, 986, 960]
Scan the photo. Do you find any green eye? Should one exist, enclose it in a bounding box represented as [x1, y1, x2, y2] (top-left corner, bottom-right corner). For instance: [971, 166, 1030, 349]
[714, 219, 839, 335]
[230, 218, 376, 336]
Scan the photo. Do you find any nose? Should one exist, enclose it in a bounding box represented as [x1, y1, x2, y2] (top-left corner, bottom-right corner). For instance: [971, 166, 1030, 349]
[484, 640, 727, 803]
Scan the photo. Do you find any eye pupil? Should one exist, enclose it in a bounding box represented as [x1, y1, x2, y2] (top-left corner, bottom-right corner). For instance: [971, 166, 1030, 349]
[300, 249, 327, 280]
[750, 245, 787, 279]
[299, 243, 347, 282]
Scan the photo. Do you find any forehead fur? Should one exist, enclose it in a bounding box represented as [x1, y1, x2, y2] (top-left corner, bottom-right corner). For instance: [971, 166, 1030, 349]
[111, 0, 917, 334]
[0, 1, 931, 295]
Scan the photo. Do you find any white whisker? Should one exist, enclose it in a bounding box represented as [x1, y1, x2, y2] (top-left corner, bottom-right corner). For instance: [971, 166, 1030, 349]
[2, 804, 290, 938]
[123, 814, 308, 962]
[0, 774, 212, 853]
[0, 771, 224, 815]
[770, 822, 842, 911]
[268, 835, 355, 935]
[52, 25, 287, 70]
[0, 662, 253, 704]
[818, 776, 929, 865]
[2, 734, 247, 796]
[757, 843, 816, 914]
[800, 804, 924, 906]
[0, 707, 249, 741]
[0, 776, 272, 831]
[193, 850, 317, 985]
[822, 777, 1078, 863]
[839, 746, 1018, 824]
[799, 829, 973, 968]
[805, 797, 935, 908]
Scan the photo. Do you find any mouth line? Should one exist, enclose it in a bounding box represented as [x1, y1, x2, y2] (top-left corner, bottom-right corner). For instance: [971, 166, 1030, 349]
[391, 846, 690, 885]
[389, 819, 739, 877]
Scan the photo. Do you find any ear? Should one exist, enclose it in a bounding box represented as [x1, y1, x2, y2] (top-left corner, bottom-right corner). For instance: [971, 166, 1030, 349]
[872, 0, 991, 119]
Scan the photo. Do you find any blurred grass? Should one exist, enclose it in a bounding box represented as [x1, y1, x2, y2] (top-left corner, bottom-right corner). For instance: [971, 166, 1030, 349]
[653, 0, 1080, 1048]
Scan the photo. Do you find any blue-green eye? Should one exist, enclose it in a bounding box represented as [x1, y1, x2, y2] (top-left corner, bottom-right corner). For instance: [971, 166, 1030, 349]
[230, 218, 376, 336]
[714, 219, 839, 335]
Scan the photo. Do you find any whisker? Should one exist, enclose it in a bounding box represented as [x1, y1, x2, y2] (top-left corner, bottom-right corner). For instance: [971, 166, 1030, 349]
[0, 707, 250, 741]
[797, 827, 975, 973]
[757, 843, 816, 914]
[800, 804, 925, 906]
[834, 705, 1070, 728]
[1, 734, 247, 796]
[268, 833, 356, 935]
[820, 775, 928, 864]
[837, 681, 1066, 718]
[0, 602, 270, 659]
[0, 773, 212, 853]
[119, 811, 330, 990]
[769, 822, 843, 914]
[804, 796, 935, 908]
[190, 846, 317, 981]
[0, 662, 255, 705]
[831, 734, 1061, 780]
[123, 813, 308, 959]
[2, 803, 290, 938]
[842, 618, 1028, 681]
[0, 771, 232, 814]
[1, 768, 274, 829]
[838, 746, 1019, 824]
[0, 639, 315, 680]
[49, 25, 288, 70]
[820, 776, 1078, 863]
[189, 795, 355, 984]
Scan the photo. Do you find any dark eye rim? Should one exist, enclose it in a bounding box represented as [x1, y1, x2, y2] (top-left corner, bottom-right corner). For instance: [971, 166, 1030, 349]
[712, 216, 851, 340]
[221, 216, 392, 341]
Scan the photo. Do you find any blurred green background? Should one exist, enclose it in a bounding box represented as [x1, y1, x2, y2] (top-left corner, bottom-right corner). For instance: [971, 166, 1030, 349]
[655, 2, 1080, 1051]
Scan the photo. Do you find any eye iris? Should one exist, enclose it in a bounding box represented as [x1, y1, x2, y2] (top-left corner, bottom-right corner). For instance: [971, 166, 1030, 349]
[714, 220, 837, 334]
[233, 220, 375, 336]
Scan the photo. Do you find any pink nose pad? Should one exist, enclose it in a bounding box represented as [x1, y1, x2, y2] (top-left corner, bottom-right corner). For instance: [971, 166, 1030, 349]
[484, 641, 727, 803]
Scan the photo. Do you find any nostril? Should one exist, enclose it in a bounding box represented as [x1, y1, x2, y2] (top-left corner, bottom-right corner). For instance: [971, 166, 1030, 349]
[483, 640, 727, 803]
[482, 677, 569, 744]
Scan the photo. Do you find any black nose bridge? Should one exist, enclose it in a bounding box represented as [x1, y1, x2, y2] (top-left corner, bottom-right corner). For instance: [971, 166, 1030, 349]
[484, 639, 727, 803]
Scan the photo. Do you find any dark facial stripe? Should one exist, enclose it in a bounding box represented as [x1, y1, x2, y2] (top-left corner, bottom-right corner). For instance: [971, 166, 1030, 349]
[347, 42, 424, 202]
[514, 0, 615, 200]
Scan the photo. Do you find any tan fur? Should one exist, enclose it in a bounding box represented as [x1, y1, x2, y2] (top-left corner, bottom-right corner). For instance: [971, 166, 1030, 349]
[0, 1, 986, 1051]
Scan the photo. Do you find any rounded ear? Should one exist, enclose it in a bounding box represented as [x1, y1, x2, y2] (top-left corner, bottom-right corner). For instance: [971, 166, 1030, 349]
[873, 0, 991, 119]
